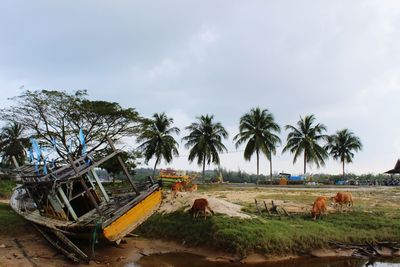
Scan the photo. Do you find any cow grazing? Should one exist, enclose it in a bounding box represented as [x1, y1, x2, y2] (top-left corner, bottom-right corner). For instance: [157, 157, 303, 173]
[186, 184, 198, 192]
[189, 198, 214, 220]
[311, 196, 327, 220]
[330, 192, 353, 210]
[171, 181, 187, 198]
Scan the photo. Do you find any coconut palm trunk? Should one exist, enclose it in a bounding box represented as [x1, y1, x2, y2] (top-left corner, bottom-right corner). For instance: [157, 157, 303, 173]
[269, 151, 273, 184]
[202, 154, 206, 184]
[342, 160, 345, 179]
[256, 149, 259, 177]
[152, 157, 160, 180]
[303, 151, 307, 175]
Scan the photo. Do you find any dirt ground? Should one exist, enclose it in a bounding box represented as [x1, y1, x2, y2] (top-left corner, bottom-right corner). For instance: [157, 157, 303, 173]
[160, 185, 400, 215]
[1, 185, 399, 266]
[0, 223, 237, 267]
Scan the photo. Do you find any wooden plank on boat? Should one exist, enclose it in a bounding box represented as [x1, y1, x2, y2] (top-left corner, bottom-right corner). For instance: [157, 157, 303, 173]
[31, 224, 82, 263]
[52, 230, 89, 262]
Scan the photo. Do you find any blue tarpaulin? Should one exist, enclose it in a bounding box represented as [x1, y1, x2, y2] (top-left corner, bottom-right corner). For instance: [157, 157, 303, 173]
[289, 175, 304, 181]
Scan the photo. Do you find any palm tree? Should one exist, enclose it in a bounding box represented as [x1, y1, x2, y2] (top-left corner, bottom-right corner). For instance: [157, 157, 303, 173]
[137, 113, 180, 179]
[182, 115, 228, 183]
[233, 108, 281, 181]
[326, 129, 362, 179]
[0, 122, 30, 167]
[282, 115, 328, 174]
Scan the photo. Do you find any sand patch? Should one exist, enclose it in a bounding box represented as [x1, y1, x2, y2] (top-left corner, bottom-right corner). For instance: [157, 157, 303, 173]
[158, 192, 251, 218]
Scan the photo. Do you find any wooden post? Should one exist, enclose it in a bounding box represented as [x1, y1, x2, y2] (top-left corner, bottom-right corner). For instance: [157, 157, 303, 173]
[147, 175, 155, 185]
[68, 156, 102, 215]
[270, 200, 278, 214]
[32, 224, 82, 263]
[80, 178, 102, 215]
[254, 199, 262, 215]
[106, 136, 140, 195]
[91, 169, 110, 202]
[12, 156, 20, 169]
[57, 187, 78, 221]
[263, 201, 271, 215]
[281, 207, 290, 217]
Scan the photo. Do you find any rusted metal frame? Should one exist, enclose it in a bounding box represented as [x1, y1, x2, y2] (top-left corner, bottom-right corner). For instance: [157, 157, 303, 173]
[106, 136, 139, 194]
[67, 156, 102, 215]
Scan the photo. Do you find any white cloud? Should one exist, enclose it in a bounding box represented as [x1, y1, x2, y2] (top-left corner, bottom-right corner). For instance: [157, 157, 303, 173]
[147, 58, 182, 81]
[1, 1, 400, 174]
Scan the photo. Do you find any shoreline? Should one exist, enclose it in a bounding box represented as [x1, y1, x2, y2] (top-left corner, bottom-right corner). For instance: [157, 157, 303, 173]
[111, 237, 400, 266]
[0, 224, 399, 267]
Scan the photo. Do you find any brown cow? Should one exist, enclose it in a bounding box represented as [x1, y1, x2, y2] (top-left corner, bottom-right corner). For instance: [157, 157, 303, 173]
[186, 184, 198, 192]
[311, 196, 327, 220]
[189, 198, 214, 220]
[330, 192, 353, 210]
[171, 181, 187, 198]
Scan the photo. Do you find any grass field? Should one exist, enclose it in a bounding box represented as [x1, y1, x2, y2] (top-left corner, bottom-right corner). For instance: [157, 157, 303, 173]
[0, 180, 17, 198]
[1, 180, 400, 257]
[137, 185, 400, 256]
[0, 203, 27, 235]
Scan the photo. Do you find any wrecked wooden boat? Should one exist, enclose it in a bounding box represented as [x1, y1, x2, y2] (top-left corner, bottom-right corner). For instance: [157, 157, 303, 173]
[10, 137, 162, 263]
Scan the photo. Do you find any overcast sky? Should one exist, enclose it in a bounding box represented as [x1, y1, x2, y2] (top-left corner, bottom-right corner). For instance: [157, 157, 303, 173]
[1, 1, 400, 175]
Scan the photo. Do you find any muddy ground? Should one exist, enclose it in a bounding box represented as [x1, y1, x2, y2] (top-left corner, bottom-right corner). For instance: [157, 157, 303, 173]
[1, 185, 399, 266]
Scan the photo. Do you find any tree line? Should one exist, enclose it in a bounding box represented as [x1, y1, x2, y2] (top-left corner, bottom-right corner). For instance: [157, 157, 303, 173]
[0, 90, 362, 182]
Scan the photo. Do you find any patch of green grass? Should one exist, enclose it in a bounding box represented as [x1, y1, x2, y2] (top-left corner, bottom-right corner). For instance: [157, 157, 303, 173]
[0, 203, 27, 235]
[0, 180, 17, 198]
[136, 210, 400, 256]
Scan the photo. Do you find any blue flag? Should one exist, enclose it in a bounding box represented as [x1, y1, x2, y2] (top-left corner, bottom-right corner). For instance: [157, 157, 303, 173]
[43, 158, 48, 175]
[67, 138, 73, 154]
[79, 128, 87, 156]
[28, 148, 34, 162]
[30, 138, 41, 161]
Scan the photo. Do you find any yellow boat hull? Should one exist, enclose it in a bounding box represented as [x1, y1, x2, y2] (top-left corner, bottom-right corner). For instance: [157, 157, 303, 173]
[103, 188, 162, 241]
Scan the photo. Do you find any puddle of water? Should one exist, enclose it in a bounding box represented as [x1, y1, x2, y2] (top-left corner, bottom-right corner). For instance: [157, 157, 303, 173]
[132, 252, 400, 267]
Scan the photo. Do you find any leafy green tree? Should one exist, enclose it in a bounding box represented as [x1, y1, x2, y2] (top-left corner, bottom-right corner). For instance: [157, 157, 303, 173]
[326, 129, 362, 178]
[99, 149, 141, 184]
[282, 115, 328, 174]
[137, 113, 180, 179]
[183, 115, 228, 183]
[0, 122, 30, 167]
[233, 108, 281, 181]
[0, 90, 142, 159]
